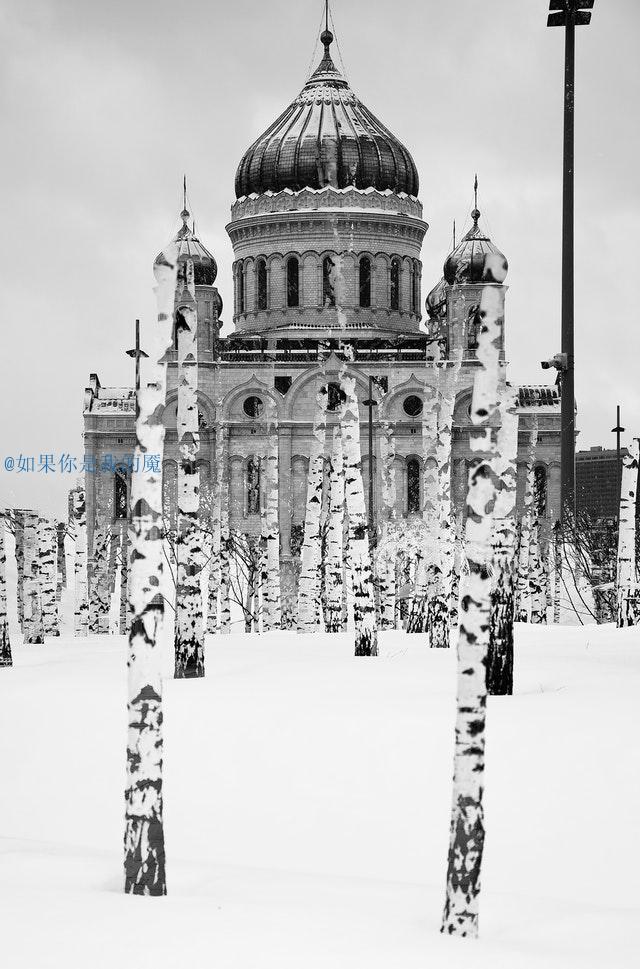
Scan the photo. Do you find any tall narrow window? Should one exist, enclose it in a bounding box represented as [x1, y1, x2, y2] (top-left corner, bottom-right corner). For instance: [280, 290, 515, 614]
[412, 260, 420, 314]
[247, 458, 261, 514]
[238, 262, 245, 315]
[114, 469, 128, 520]
[534, 466, 547, 517]
[256, 258, 267, 311]
[359, 256, 371, 308]
[323, 256, 335, 306]
[390, 258, 400, 310]
[407, 458, 420, 514]
[287, 256, 299, 307]
[467, 305, 480, 349]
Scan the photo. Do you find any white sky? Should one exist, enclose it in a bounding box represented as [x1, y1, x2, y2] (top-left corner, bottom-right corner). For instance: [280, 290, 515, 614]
[1, 0, 638, 517]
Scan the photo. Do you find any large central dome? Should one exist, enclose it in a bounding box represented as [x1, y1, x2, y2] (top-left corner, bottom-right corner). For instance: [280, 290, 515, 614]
[235, 28, 419, 200]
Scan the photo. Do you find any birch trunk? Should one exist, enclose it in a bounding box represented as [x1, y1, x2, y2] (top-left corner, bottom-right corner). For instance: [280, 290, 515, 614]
[263, 400, 282, 629]
[378, 399, 397, 629]
[616, 441, 640, 627]
[442, 282, 504, 938]
[340, 358, 378, 656]
[73, 489, 89, 636]
[487, 388, 518, 695]
[297, 383, 328, 632]
[23, 511, 44, 644]
[206, 427, 223, 634]
[325, 426, 346, 632]
[430, 348, 463, 647]
[124, 243, 177, 896]
[515, 421, 538, 623]
[119, 524, 128, 635]
[15, 512, 25, 633]
[529, 505, 547, 624]
[408, 364, 440, 634]
[218, 425, 232, 633]
[174, 260, 204, 678]
[0, 515, 12, 666]
[40, 518, 59, 637]
[90, 515, 111, 634]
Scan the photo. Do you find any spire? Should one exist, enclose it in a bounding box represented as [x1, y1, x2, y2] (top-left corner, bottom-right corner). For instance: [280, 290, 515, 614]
[181, 174, 190, 226]
[471, 174, 480, 226]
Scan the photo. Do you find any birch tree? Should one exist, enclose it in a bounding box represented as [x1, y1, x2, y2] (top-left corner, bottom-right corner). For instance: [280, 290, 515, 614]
[263, 396, 282, 629]
[206, 426, 224, 634]
[174, 259, 205, 678]
[616, 440, 640, 627]
[40, 518, 59, 637]
[339, 356, 378, 656]
[0, 514, 11, 667]
[73, 489, 89, 636]
[218, 424, 232, 633]
[325, 425, 346, 632]
[124, 243, 177, 896]
[487, 387, 518, 695]
[377, 389, 397, 629]
[442, 278, 505, 938]
[297, 382, 328, 631]
[23, 512, 44, 645]
[515, 420, 538, 623]
[14, 511, 25, 633]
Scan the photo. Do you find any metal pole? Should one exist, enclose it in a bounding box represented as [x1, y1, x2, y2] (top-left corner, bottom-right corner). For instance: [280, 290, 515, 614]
[134, 318, 141, 393]
[560, 14, 576, 519]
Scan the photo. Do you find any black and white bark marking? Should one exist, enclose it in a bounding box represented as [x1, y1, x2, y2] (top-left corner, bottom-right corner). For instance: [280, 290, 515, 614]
[23, 512, 44, 645]
[297, 382, 328, 632]
[72, 489, 89, 636]
[442, 277, 505, 939]
[515, 422, 538, 623]
[616, 441, 640, 627]
[0, 515, 12, 666]
[174, 260, 205, 678]
[124, 244, 178, 896]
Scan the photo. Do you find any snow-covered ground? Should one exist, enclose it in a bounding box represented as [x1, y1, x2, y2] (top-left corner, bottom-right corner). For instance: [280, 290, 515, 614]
[1, 614, 638, 968]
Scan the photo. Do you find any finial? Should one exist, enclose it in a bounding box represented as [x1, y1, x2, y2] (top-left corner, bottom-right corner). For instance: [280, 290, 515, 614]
[452, 219, 456, 249]
[181, 175, 189, 225]
[471, 174, 480, 225]
[321, 0, 333, 49]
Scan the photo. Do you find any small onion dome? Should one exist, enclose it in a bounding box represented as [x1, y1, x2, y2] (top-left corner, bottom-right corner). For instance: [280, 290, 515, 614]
[155, 207, 218, 286]
[425, 276, 448, 320]
[234, 28, 419, 199]
[443, 209, 508, 285]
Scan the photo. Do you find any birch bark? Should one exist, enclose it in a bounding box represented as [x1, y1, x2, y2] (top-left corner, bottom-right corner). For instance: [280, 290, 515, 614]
[206, 426, 223, 634]
[325, 426, 346, 632]
[442, 281, 504, 938]
[15, 512, 25, 633]
[616, 441, 640, 627]
[339, 358, 378, 656]
[218, 424, 232, 633]
[40, 518, 59, 637]
[377, 396, 397, 629]
[0, 514, 12, 666]
[487, 387, 518, 695]
[73, 489, 89, 636]
[407, 364, 439, 634]
[515, 421, 538, 623]
[124, 243, 177, 896]
[174, 260, 204, 678]
[263, 398, 282, 629]
[23, 511, 44, 645]
[297, 382, 328, 632]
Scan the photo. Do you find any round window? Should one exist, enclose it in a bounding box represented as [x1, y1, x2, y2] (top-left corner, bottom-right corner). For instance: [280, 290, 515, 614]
[243, 395, 264, 419]
[403, 394, 423, 417]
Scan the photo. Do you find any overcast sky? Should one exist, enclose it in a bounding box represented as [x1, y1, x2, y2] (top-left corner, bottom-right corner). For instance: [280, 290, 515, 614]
[1, 0, 638, 516]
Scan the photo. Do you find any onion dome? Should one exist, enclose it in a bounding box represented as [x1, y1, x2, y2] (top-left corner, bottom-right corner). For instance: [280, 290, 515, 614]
[425, 276, 448, 320]
[234, 27, 419, 199]
[155, 206, 218, 286]
[443, 208, 508, 285]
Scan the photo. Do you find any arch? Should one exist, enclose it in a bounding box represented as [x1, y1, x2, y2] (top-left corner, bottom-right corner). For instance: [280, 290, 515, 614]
[534, 464, 548, 517]
[246, 456, 261, 515]
[322, 255, 336, 306]
[284, 366, 369, 422]
[407, 457, 421, 514]
[390, 257, 401, 311]
[114, 467, 128, 520]
[256, 257, 268, 311]
[287, 255, 300, 307]
[237, 259, 246, 315]
[220, 374, 280, 423]
[411, 259, 421, 314]
[359, 255, 372, 308]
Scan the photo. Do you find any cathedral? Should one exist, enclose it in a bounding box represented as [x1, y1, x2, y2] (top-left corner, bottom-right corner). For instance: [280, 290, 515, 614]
[83, 19, 562, 584]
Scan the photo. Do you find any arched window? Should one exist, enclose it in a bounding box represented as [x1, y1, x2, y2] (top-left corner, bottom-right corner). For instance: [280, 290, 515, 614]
[359, 256, 371, 308]
[327, 382, 344, 412]
[256, 258, 267, 311]
[467, 305, 481, 349]
[390, 258, 400, 310]
[114, 469, 128, 520]
[407, 458, 420, 514]
[412, 260, 420, 314]
[247, 457, 261, 515]
[287, 256, 299, 307]
[323, 256, 336, 306]
[534, 466, 547, 517]
[238, 262, 245, 315]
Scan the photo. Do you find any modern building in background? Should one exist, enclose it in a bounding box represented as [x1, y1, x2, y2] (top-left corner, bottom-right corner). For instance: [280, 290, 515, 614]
[576, 446, 640, 521]
[82, 17, 562, 605]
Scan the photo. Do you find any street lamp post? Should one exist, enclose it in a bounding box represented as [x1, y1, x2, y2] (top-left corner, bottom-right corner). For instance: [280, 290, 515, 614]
[547, 0, 595, 519]
[612, 405, 625, 519]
